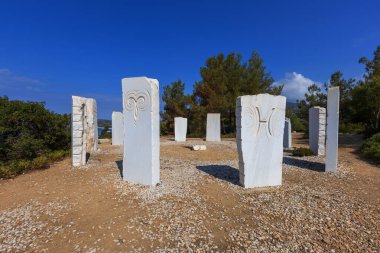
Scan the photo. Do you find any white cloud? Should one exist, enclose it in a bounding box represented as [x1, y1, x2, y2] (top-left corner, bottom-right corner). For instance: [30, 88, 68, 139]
[0, 68, 42, 91]
[274, 72, 322, 102]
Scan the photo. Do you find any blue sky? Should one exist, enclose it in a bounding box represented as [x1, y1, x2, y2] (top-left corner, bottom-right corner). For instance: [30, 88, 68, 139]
[0, 0, 379, 119]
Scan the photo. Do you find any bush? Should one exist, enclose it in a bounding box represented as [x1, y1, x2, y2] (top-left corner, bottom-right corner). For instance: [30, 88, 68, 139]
[340, 122, 365, 134]
[222, 133, 236, 138]
[0, 96, 70, 179]
[0, 150, 68, 179]
[292, 147, 315, 157]
[361, 133, 380, 163]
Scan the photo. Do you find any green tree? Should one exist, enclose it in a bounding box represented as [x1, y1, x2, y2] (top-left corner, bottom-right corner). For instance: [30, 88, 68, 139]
[325, 71, 355, 126]
[242, 51, 280, 94]
[296, 84, 326, 121]
[191, 51, 282, 136]
[161, 80, 189, 134]
[351, 45, 380, 133]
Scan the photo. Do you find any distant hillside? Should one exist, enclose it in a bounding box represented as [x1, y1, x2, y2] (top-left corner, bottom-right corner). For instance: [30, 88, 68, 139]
[98, 119, 111, 128]
[286, 102, 298, 110]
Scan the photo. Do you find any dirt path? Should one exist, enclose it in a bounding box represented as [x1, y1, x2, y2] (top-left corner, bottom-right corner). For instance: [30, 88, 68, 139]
[0, 136, 379, 252]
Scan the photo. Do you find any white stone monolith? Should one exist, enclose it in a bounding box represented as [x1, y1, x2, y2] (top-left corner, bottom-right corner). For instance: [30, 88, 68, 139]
[309, 106, 326, 155]
[283, 118, 292, 148]
[326, 87, 340, 172]
[206, 113, 221, 141]
[122, 77, 160, 185]
[72, 96, 98, 167]
[85, 99, 98, 152]
[112, 112, 123, 145]
[174, 117, 187, 142]
[236, 94, 286, 188]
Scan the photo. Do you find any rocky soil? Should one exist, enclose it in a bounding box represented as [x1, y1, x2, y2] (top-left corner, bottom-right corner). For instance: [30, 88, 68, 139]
[0, 135, 379, 252]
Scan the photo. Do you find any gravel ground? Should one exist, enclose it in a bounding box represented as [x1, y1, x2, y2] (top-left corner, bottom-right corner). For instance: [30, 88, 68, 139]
[0, 138, 379, 252]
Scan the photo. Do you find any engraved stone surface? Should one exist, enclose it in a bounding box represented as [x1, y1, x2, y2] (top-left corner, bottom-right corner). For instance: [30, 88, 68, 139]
[326, 87, 340, 172]
[206, 113, 221, 142]
[174, 117, 187, 142]
[112, 112, 123, 145]
[236, 94, 286, 188]
[309, 106, 326, 155]
[72, 96, 98, 167]
[283, 118, 292, 148]
[122, 77, 160, 186]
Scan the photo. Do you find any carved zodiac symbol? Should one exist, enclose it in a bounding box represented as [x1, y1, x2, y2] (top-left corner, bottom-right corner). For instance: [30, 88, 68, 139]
[124, 90, 150, 124]
[242, 106, 282, 138]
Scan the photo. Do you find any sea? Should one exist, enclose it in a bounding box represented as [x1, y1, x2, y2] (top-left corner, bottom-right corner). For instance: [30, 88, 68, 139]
[98, 127, 112, 135]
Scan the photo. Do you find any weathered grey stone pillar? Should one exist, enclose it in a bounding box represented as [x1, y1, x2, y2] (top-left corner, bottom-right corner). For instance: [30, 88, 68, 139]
[283, 118, 292, 148]
[236, 94, 286, 188]
[206, 113, 221, 141]
[174, 117, 187, 142]
[112, 112, 123, 145]
[309, 106, 326, 155]
[122, 77, 160, 185]
[326, 87, 340, 172]
[72, 96, 98, 167]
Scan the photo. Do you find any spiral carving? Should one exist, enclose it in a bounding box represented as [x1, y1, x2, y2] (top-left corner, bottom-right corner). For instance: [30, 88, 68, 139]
[124, 90, 150, 124]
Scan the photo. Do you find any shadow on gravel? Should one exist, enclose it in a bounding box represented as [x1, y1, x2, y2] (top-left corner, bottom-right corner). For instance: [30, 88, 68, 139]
[283, 157, 325, 172]
[115, 160, 123, 178]
[196, 165, 240, 185]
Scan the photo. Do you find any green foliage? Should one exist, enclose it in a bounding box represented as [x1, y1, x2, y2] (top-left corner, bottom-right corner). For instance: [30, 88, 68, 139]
[0, 150, 68, 179]
[294, 45, 380, 135]
[286, 108, 306, 132]
[350, 46, 380, 133]
[161, 80, 190, 134]
[188, 51, 281, 136]
[339, 122, 365, 134]
[361, 133, 380, 163]
[0, 96, 70, 178]
[296, 84, 326, 126]
[161, 51, 281, 137]
[99, 125, 112, 139]
[292, 147, 315, 157]
[160, 121, 169, 136]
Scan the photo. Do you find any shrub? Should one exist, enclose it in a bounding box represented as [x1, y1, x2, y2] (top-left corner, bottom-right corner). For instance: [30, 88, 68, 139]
[46, 150, 68, 161]
[222, 133, 236, 138]
[0, 150, 68, 179]
[361, 133, 380, 163]
[0, 165, 14, 179]
[0, 96, 70, 178]
[292, 147, 315, 157]
[340, 122, 365, 134]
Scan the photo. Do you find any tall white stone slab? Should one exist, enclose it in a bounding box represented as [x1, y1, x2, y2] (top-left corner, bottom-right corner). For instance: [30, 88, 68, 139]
[326, 87, 340, 172]
[206, 113, 221, 142]
[72, 96, 98, 167]
[85, 99, 98, 152]
[283, 117, 292, 148]
[122, 77, 160, 185]
[112, 112, 123, 145]
[236, 94, 286, 188]
[174, 117, 187, 142]
[309, 106, 326, 155]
